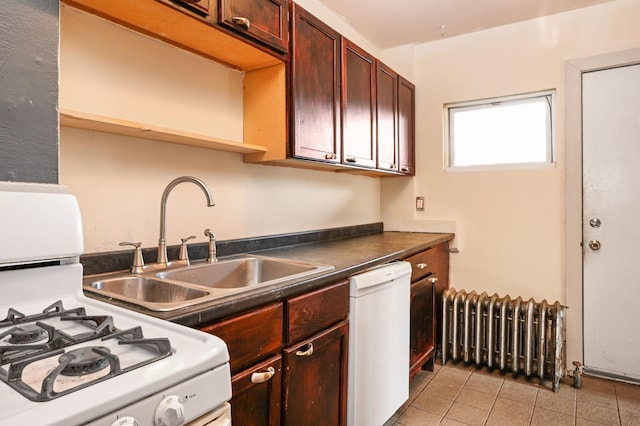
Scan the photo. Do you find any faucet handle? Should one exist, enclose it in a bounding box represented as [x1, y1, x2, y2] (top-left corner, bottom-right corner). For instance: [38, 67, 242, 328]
[204, 228, 217, 263]
[119, 241, 145, 274]
[178, 235, 196, 262]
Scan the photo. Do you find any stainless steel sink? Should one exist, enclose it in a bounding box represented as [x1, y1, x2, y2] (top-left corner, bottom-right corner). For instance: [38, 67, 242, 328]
[86, 276, 211, 311]
[156, 255, 333, 289]
[84, 254, 333, 312]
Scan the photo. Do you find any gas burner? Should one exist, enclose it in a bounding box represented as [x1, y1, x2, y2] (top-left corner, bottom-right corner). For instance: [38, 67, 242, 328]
[8, 325, 48, 345]
[59, 347, 111, 376]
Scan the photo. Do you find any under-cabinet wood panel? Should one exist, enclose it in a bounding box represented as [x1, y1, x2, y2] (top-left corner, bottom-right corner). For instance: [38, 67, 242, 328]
[62, 0, 281, 71]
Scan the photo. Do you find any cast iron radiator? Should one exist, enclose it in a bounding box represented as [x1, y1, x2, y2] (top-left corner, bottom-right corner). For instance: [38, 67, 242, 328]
[441, 288, 566, 391]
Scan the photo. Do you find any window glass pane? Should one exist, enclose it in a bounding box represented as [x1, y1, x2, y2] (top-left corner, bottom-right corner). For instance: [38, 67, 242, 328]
[448, 92, 553, 169]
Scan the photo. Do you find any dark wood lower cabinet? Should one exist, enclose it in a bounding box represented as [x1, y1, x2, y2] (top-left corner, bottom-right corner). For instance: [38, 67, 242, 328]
[404, 242, 451, 376]
[282, 321, 349, 426]
[231, 355, 282, 426]
[200, 281, 350, 426]
[410, 277, 436, 374]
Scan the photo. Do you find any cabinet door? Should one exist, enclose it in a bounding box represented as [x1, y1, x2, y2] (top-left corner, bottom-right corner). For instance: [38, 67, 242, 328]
[410, 277, 436, 375]
[398, 76, 416, 175]
[342, 39, 377, 168]
[231, 355, 282, 426]
[219, 0, 288, 53]
[282, 321, 349, 426]
[290, 3, 342, 163]
[430, 242, 450, 349]
[376, 61, 399, 172]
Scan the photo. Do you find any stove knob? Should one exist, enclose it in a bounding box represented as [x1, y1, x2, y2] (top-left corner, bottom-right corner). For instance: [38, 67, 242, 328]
[110, 417, 139, 426]
[155, 395, 186, 426]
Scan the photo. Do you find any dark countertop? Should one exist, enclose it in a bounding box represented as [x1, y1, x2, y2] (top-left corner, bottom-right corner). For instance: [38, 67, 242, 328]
[85, 230, 453, 328]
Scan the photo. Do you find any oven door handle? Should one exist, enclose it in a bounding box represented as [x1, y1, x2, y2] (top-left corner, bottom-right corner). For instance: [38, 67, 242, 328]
[250, 366, 276, 384]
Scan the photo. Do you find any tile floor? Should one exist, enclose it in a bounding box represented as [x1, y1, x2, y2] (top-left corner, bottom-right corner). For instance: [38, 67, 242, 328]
[384, 361, 640, 426]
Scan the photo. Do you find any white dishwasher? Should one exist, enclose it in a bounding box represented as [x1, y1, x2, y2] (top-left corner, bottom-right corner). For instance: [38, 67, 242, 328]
[348, 261, 412, 426]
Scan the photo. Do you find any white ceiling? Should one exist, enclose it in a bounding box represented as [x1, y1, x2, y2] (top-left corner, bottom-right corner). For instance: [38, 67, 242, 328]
[316, 0, 617, 48]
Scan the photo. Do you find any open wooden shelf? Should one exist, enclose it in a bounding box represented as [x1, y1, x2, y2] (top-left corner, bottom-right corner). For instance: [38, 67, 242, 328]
[60, 109, 268, 155]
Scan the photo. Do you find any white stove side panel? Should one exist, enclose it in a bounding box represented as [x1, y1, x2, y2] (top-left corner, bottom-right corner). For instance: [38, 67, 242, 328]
[0, 191, 84, 265]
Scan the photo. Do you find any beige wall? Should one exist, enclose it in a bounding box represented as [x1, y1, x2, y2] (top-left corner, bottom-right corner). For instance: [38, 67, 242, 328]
[59, 6, 381, 254]
[380, 0, 640, 361]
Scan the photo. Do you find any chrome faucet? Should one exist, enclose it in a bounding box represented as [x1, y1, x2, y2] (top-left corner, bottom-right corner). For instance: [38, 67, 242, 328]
[158, 176, 215, 266]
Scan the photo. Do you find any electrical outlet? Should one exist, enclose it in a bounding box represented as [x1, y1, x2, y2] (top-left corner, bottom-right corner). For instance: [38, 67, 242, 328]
[415, 196, 424, 211]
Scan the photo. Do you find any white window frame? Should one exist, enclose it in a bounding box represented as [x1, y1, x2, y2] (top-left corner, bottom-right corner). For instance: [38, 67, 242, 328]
[445, 90, 556, 171]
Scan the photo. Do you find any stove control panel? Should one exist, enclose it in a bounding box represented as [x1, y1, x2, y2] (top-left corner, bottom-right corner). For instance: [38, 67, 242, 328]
[86, 365, 231, 426]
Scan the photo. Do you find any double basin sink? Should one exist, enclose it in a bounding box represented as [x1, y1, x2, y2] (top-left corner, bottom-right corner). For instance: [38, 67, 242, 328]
[84, 254, 334, 312]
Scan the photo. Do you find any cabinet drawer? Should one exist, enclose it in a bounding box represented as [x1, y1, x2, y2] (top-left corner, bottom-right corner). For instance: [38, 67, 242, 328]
[201, 303, 283, 374]
[286, 280, 349, 344]
[405, 248, 438, 282]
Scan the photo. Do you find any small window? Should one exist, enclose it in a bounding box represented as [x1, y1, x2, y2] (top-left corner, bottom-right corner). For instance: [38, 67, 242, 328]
[446, 91, 554, 170]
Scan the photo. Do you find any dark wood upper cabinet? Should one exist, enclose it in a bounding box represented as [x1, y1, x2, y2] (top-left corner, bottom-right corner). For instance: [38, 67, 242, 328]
[341, 39, 377, 169]
[290, 3, 342, 163]
[398, 76, 416, 175]
[219, 0, 288, 53]
[376, 61, 399, 172]
[171, 0, 212, 15]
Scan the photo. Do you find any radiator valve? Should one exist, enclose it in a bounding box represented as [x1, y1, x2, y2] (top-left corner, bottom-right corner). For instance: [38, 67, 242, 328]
[569, 361, 583, 389]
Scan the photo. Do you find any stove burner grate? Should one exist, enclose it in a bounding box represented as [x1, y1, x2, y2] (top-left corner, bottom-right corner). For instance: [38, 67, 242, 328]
[0, 300, 86, 328]
[7, 324, 48, 345]
[59, 347, 111, 376]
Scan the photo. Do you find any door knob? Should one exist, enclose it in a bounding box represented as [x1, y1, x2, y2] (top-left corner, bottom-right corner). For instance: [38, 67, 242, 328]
[588, 240, 601, 250]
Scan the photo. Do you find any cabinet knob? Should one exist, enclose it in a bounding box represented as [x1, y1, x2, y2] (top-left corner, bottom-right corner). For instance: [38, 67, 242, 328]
[231, 16, 251, 30]
[400, 166, 410, 172]
[325, 152, 337, 160]
[251, 366, 276, 384]
[295, 343, 314, 357]
[416, 263, 427, 269]
[428, 277, 438, 284]
[345, 157, 357, 163]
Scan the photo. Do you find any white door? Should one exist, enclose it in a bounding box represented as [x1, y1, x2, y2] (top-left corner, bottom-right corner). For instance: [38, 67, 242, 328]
[583, 63, 640, 382]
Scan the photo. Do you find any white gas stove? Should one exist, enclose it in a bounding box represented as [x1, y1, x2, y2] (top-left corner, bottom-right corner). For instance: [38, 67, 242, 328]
[0, 186, 231, 425]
